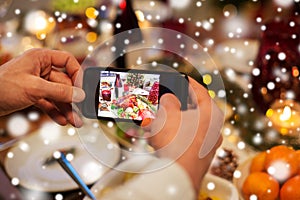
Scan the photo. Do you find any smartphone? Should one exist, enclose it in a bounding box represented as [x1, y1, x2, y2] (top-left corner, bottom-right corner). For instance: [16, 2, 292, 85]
[81, 67, 189, 123]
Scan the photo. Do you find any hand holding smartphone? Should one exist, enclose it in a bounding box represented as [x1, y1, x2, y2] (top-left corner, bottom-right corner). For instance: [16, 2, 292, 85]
[81, 67, 189, 124]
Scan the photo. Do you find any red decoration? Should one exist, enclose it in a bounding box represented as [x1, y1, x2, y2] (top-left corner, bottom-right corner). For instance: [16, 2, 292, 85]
[251, 18, 300, 113]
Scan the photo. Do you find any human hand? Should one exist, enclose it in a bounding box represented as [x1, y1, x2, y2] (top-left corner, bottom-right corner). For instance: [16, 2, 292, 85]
[0, 48, 85, 127]
[147, 77, 224, 192]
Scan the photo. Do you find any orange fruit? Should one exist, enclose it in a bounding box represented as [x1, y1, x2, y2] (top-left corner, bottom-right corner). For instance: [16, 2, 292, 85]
[250, 151, 267, 173]
[264, 145, 298, 183]
[242, 172, 279, 200]
[295, 150, 300, 173]
[280, 175, 300, 200]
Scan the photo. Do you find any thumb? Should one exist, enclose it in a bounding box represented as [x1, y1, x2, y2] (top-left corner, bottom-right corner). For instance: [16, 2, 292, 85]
[38, 80, 86, 103]
[159, 93, 181, 111]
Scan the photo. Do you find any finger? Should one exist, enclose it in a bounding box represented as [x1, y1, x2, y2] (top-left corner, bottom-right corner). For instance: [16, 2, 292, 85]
[148, 94, 182, 147]
[27, 48, 83, 87]
[142, 93, 180, 131]
[34, 78, 85, 103]
[47, 49, 83, 87]
[188, 77, 210, 107]
[54, 102, 83, 127]
[49, 69, 72, 86]
[159, 93, 181, 110]
[35, 99, 68, 126]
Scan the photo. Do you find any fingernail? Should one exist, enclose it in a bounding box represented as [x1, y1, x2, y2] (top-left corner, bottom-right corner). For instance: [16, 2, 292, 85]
[72, 87, 86, 102]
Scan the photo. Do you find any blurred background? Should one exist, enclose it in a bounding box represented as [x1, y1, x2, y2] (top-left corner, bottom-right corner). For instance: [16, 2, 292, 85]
[0, 0, 299, 199]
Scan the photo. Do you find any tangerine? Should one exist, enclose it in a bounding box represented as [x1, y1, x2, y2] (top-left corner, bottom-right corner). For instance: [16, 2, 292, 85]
[250, 151, 267, 173]
[242, 172, 279, 200]
[295, 150, 300, 173]
[264, 145, 298, 183]
[280, 175, 300, 200]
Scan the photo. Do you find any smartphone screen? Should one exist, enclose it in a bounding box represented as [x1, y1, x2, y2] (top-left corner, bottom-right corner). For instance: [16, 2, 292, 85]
[97, 70, 160, 121]
[82, 67, 188, 122]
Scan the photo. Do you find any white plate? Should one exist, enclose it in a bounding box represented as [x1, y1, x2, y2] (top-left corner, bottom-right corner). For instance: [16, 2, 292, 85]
[200, 173, 239, 200]
[232, 157, 254, 200]
[4, 121, 121, 192]
[84, 156, 239, 200]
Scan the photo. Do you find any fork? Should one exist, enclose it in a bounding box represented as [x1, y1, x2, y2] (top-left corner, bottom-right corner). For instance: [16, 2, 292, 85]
[0, 138, 19, 151]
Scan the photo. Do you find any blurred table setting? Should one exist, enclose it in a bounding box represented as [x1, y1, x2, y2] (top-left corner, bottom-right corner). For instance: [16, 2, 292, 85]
[0, 0, 300, 199]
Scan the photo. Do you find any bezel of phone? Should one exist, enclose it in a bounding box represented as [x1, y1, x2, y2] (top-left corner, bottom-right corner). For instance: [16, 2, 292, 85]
[81, 67, 189, 124]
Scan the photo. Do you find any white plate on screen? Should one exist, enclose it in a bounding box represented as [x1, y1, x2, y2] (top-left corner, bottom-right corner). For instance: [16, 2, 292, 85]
[4, 121, 121, 192]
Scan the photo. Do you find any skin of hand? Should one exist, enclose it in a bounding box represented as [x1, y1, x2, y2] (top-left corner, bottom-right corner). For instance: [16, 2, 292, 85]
[147, 77, 224, 193]
[0, 48, 85, 127]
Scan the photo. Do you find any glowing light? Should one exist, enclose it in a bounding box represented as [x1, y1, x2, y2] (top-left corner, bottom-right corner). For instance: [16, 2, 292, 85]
[111, 46, 116, 52]
[208, 90, 216, 98]
[85, 7, 98, 19]
[292, 66, 299, 77]
[267, 82, 275, 90]
[81, 161, 103, 182]
[233, 170, 241, 179]
[152, 61, 158, 67]
[100, 5, 106, 11]
[19, 142, 30, 152]
[267, 160, 291, 182]
[256, 17, 262, 23]
[203, 74, 212, 85]
[11, 177, 20, 186]
[14, 9, 21, 15]
[169, 0, 191, 9]
[124, 39, 130, 45]
[115, 23, 121, 29]
[206, 182, 215, 190]
[7, 152, 14, 159]
[223, 4, 237, 18]
[67, 127, 76, 136]
[274, 0, 294, 7]
[195, 21, 201, 27]
[250, 195, 258, 200]
[7, 114, 29, 137]
[66, 153, 74, 161]
[27, 111, 40, 121]
[280, 106, 292, 121]
[86, 32, 98, 43]
[39, 122, 61, 142]
[202, 20, 213, 31]
[24, 10, 55, 36]
[278, 52, 286, 60]
[107, 121, 114, 128]
[252, 134, 263, 145]
[55, 194, 63, 200]
[218, 90, 226, 98]
[237, 141, 246, 150]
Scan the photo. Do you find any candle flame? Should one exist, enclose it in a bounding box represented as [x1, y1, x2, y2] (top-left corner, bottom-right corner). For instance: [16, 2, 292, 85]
[280, 106, 292, 121]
